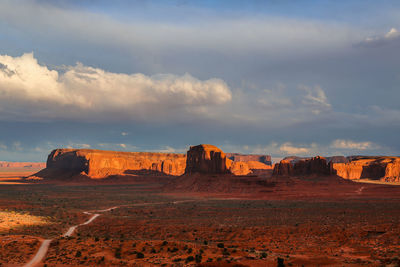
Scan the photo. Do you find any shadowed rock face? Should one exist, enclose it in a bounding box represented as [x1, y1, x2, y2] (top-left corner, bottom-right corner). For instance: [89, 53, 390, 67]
[273, 156, 330, 176]
[331, 156, 400, 181]
[185, 144, 230, 174]
[44, 149, 186, 179]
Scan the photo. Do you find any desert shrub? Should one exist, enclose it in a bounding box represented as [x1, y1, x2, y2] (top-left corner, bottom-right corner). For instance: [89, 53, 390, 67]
[217, 243, 224, 248]
[75, 250, 82, 257]
[161, 241, 168, 246]
[203, 240, 208, 245]
[136, 252, 145, 259]
[277, 257, 285, 267]
[187, 247, 192, 253]
[261, 252, 267, 258]
[115, 247, 122, 259]
[186, 256, 195, 262]
[173, 258, 182, 262]
[171, 247, 178, 252]
[94, 237, 99, 242]
[195, 254, 202, 263]
[151, 248, 156, 253]
[222, 250, 230, 256]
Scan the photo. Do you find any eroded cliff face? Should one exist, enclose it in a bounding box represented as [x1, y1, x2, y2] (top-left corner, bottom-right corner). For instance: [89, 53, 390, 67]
[185, 144, 231, 174]
[331, 156, 400, 181]
[273, 156, 330, 176]
[37, 146, 276, 180]
[45, 149, 186, 179]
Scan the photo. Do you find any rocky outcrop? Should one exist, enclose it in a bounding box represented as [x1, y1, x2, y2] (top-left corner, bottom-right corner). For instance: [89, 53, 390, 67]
[331, 156, 400, 181]
[273, 156, 330, 176]
[38, 149, 186, 179]
[185, 144, 230, 174]
[0, 161, 45, 169]
[226, 153, 272, 165]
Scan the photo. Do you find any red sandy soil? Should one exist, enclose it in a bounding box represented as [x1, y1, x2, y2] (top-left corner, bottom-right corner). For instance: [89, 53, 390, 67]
[1, 170, 400, 266]
[0, 167, 44, 184]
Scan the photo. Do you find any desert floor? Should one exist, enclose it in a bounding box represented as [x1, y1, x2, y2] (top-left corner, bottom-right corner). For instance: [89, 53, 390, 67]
[0, 171, 400, 266]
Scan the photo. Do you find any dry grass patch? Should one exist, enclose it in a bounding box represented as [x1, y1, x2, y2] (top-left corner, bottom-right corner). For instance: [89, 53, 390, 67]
[0, 211, 49, 232]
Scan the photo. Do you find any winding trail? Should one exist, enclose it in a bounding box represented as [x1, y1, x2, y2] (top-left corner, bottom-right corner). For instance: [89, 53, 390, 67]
[23, 199, 196, 267]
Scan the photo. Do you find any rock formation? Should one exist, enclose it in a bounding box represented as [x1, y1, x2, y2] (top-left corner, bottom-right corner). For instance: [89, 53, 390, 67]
[331, 156, 400, 181]
[273, 155, 400, 181]
[273, 156, 330, 176]
[226, 153, 272, 165]
[34, 145, 280, 180]
[184, 144, 230, 174]
[38, 149, 186, 179]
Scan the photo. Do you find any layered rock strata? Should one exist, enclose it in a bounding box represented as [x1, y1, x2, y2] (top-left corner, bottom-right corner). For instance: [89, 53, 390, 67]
[331, 156, 400, 181]
[184, 144, 231, 174]
[43, 149, 186, 178]
[273, 156, 330, 176]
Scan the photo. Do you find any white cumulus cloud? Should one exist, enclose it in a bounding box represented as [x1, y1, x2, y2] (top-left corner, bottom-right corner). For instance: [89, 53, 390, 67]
[359, 27, 400, 47]
[330, 139, 376, 150]
[279, 142, 315, 155]
[0, 53, 231, 121]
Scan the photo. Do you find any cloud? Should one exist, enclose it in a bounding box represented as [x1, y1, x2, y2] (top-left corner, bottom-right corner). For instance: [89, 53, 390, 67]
[0, 143, 7, 151]
[358, 27, 400, 47]
[330, 139, 376, 150]
[0, 53, 231, 122]
[256, 83, 293, 110]
[66, 143, 91, 149]
[299, 85, 331, 114]
[0, 0, 359, 60]
[279, 142, 315, 155]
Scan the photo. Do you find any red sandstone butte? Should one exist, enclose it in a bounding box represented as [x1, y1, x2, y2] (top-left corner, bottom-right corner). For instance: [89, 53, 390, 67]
[185, 144, 231, 174]
[36, 148, 186, 179]
[331, 156, 400, 182]
[273, 156, 330, 176]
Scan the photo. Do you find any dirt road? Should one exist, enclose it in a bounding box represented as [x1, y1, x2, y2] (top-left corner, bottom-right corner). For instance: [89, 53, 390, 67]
[23, 199, 196, 267]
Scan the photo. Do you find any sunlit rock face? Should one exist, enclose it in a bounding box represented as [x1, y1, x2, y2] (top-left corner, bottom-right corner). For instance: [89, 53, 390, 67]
[184, 144, 231, 174]
[331, 156, 400, 181]
[43, 148, 186, 179]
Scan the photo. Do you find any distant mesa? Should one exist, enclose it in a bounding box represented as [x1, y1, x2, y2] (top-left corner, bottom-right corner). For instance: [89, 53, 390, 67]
[226, 153, 272, 166]
[273, 156, 330, 177]
[331, 156, 400, 182]
[0, 161, 45, 169]
[273, 155, 400, 182]
[34, 148, 186, 180]
[32, 145, 273, 180]
[31, 145, 400, 182]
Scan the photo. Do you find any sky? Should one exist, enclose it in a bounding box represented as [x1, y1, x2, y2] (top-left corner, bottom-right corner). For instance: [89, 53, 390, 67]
[0, 0, 399, 162]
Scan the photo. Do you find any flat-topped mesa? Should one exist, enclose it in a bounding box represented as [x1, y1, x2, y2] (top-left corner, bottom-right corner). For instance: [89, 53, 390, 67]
[185, 144, 231, 174]
[226, 153, 272, 166]
[43, 148, 186, 179]
[331, 156, 400, 182]
[273, 156, 330, 176]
